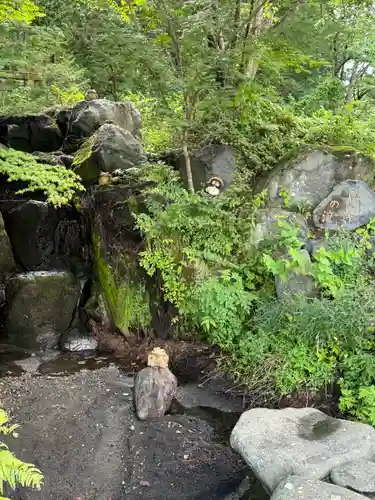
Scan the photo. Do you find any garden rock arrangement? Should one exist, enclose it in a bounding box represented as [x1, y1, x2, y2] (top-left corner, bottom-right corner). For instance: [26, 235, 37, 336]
[259, 149, 373, 210]
[231, 407, 375, 498]
[0, 98, 375, 352]
[256, 149, 375, 295]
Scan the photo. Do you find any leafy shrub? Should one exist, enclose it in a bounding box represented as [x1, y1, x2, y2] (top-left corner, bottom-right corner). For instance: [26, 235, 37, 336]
[134, 163, 265, 341]
[0, 148, 84, 206]
[0, 409, 43, 498]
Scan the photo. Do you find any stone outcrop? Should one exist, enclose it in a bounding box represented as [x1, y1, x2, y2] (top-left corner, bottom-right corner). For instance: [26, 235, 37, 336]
[258, 149, 373, 210]
[230, 407, 375, 493]
[5, 271, 81, 350]
[63, 98, 142, 152]
[85, 184, 152, 335]
[180, 145, 236, 193]
[0, 114, 63, 153]
[313, 179, 375, 230]
[0, 200, 84, 271]
[73, 123, 146, 184]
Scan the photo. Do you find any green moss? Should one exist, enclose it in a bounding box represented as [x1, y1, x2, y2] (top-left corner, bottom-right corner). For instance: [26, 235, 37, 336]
[92, 231, 151, 335]
[72, 135, 95, 167]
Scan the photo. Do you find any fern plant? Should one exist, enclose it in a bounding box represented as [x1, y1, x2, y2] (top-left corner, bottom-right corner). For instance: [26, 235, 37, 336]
[0, 148, 84, 206]
[0, 409, 43, 499]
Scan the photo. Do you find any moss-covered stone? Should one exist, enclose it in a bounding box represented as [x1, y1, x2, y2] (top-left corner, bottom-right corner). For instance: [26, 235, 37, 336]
[5, 271, 81, 350]
[73, 123, 146, 184]
[92, 231, 151, 335]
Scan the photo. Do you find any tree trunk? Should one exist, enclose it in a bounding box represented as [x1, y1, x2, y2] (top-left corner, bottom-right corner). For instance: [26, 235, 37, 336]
[182, 129, 194, 193]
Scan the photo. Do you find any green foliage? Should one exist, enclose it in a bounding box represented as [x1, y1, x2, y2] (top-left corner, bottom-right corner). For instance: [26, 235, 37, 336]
[0, 409, 43, 498]
[0, 148, 84, 206]
[0, 0, 44, 23]
[134, 163, 264, 341]
[92, 231, 151, 335]
[0, 21, 87, 114]
[226, 282, 375, 400]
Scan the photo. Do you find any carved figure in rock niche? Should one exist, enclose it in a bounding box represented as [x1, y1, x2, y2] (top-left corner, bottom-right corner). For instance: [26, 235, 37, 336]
[134, 347, 178, 420]
[205, 176, 224, 196]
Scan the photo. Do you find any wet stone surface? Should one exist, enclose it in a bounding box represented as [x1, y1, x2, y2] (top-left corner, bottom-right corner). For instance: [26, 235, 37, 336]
[0, 357, 268, 500]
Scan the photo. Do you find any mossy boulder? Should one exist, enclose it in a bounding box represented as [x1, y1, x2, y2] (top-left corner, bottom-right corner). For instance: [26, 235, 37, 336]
[73, 123, 146, 184]
[5, 271, 81, 350]
[86, 184, 151, 335]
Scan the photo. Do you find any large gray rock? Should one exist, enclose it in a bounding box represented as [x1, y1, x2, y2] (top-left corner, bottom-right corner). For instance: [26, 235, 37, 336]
[259, 149, 373, 210]
[63, 99, 141, 152]
[230, 407, 375, 493]
[0, 212, 16, 276]
[180, 145, 236, 192]
[313, 180, 375, 230]
[331, 460, 375, 496]
[5, 271, 81, 350]
[73, 123, 146, 183]
[251, 209, 311, 249]
[275, 250, 319, 298]
[271, 476, 368, 500]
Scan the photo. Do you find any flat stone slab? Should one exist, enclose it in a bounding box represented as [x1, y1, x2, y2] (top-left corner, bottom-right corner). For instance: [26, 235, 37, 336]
[331, 459, 375, 495]
[230, 407, 375, 493]
[271, 476, 369, 500]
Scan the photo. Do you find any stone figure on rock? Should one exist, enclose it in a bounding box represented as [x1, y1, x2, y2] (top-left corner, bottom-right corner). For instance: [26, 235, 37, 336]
[134, 347, 178, 420]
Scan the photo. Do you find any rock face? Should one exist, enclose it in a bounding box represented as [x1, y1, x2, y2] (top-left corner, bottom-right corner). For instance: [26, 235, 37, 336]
[251, 209, 311, 248]
[275, 250, 319, 298]
[271, 476, 368, 500]
[180, 145, 236, 192]
[259, 149, 373, 210]
[1, 201, 56, 270]
[86, 184, 152, 335]
[5, 271, 81, 350]
[73, 123, 146, 183]
[331, 460, 375, 496]
[1, 200, 84, 271]
[0, 114, 63, 153]
[0, 212, 16, 277]
[60, 326, 98, 352]
[313, 180, 375, 230]
[63, 99, 142, 152]
[230, 407, 375, 493]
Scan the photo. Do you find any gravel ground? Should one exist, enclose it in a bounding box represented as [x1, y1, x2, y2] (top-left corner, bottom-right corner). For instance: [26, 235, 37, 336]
[0, 364, 264, 500]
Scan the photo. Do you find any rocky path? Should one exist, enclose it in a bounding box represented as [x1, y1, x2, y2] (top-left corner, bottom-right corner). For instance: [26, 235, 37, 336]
[0, 364, 265, 500]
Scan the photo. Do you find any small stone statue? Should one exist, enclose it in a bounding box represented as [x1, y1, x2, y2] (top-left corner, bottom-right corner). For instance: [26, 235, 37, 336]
[98, 172, 112, 185]
[206, 176, 224, 196]
[85, 89, 98, 101]
[134, 347, 178, 420]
